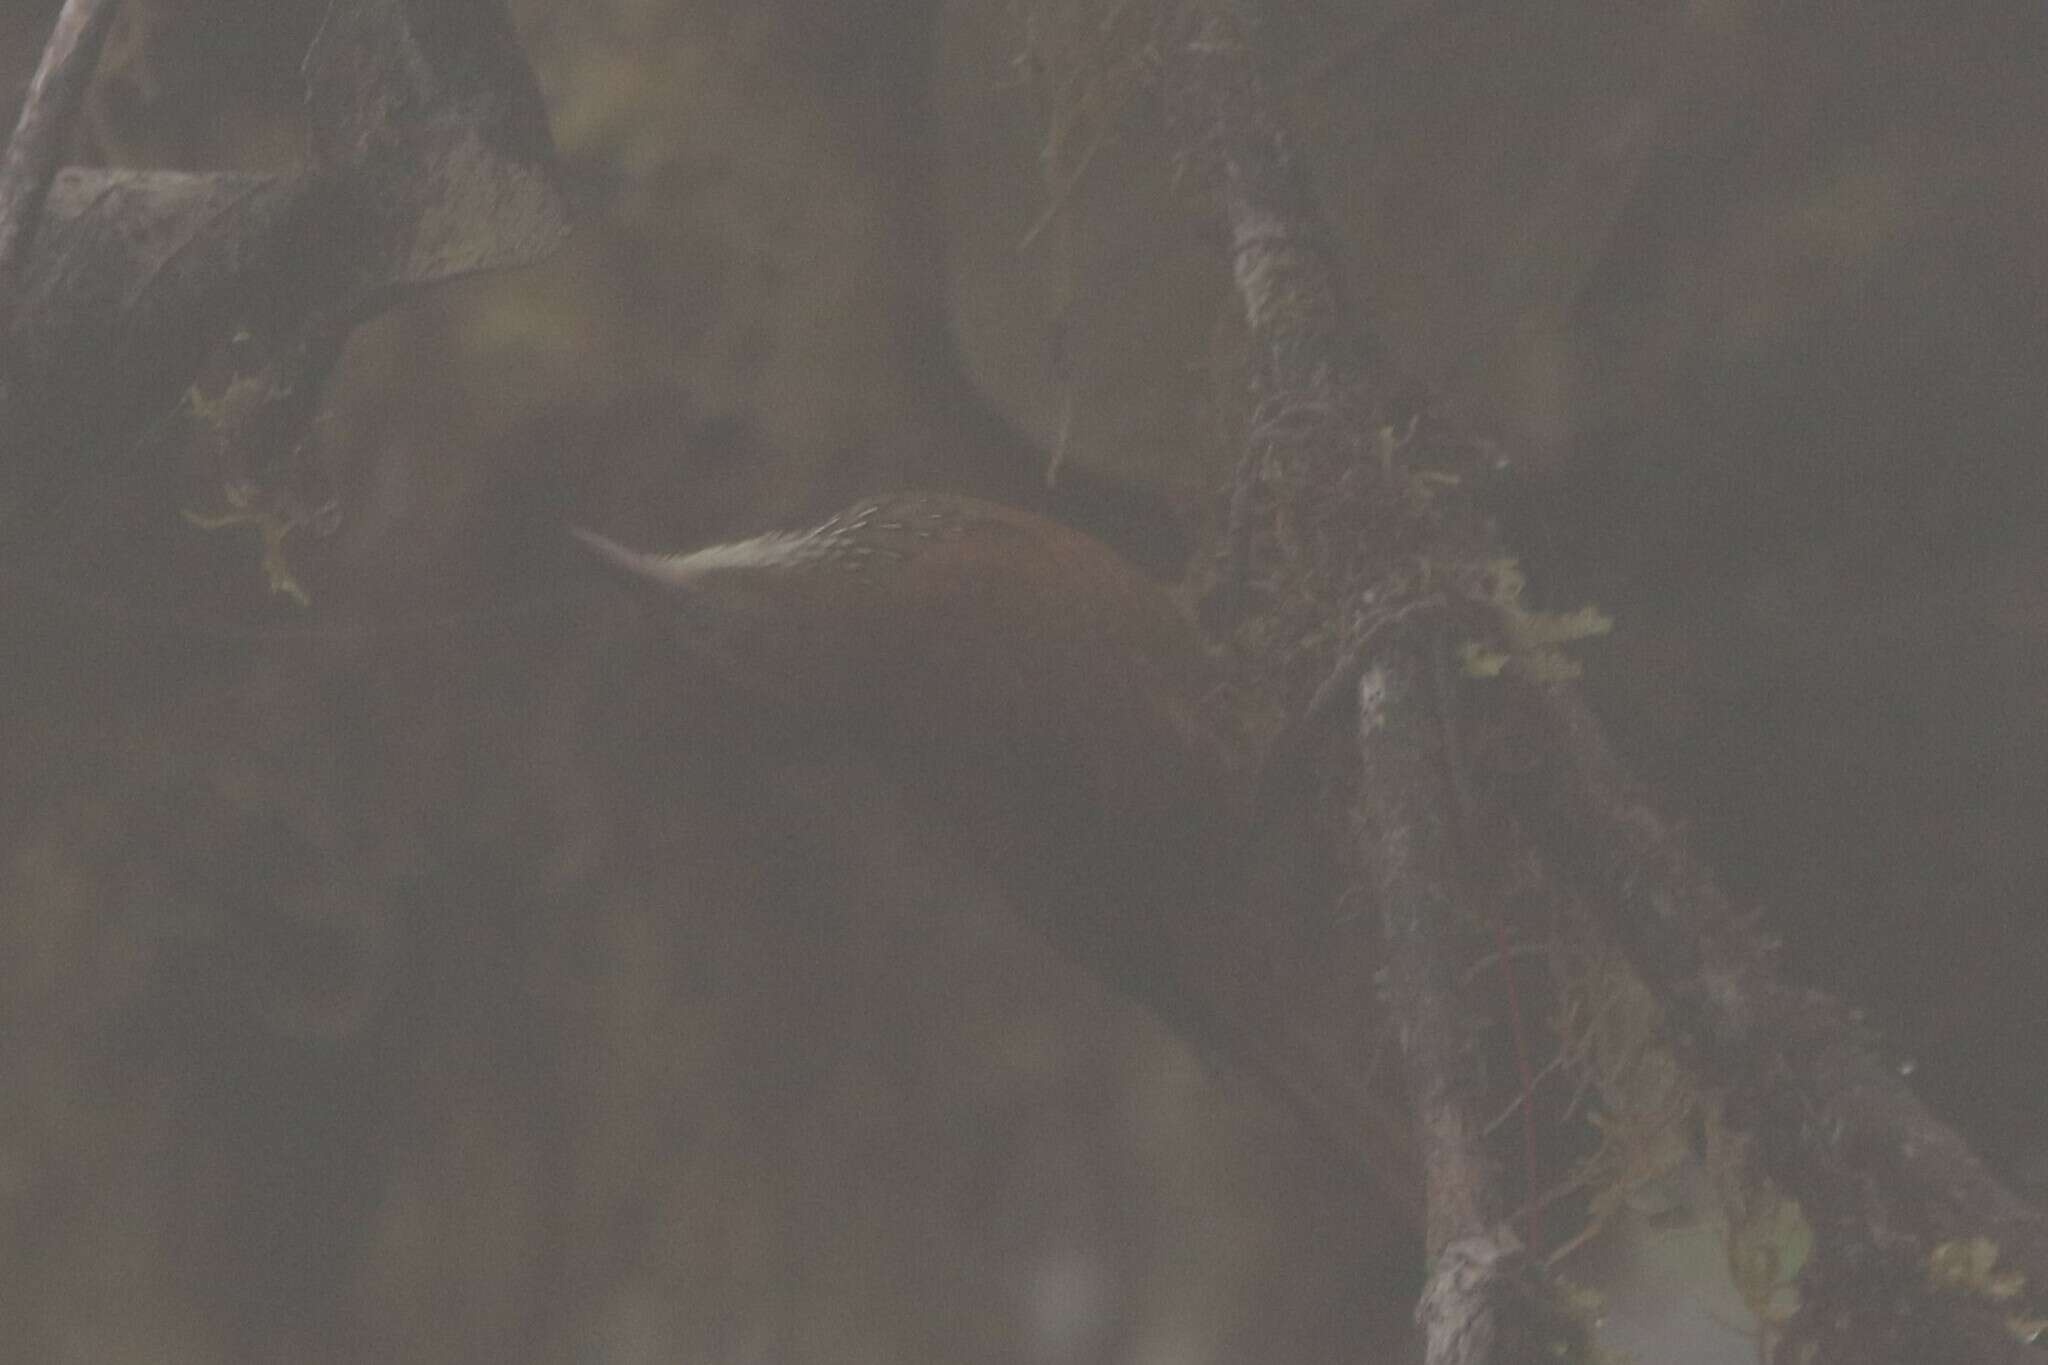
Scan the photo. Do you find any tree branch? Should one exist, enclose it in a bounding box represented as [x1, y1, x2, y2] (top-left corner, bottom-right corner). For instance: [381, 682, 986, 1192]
[1358, 642, 1591, 1363]
[0, 0, 566, 605]
[1521, 681, 2048, 1362]
[1162, 0, 2048, 1359]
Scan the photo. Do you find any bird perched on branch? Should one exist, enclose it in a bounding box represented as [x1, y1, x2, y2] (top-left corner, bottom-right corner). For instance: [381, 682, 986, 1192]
[575, 491, 1428, 1230]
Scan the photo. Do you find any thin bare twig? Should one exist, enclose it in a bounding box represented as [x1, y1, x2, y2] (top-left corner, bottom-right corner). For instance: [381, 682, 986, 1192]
[0, 0, 123, 333]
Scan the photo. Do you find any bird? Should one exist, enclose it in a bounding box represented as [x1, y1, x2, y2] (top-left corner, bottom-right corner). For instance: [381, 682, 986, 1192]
[570, 491, 1247, 1050]
[573, 491, 1425, 1227]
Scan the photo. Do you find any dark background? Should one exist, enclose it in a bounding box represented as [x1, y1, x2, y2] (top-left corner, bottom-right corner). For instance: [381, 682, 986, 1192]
[3, 1, 2045, 1360]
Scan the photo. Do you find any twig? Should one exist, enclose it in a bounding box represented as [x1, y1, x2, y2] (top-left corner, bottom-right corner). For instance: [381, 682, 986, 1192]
[0, 0, 122, 333]
[1018, 131, 1107, 252]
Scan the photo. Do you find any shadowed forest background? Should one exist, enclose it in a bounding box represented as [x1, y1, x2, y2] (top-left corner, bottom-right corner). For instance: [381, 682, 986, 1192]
[3, 1, 2046, 1361]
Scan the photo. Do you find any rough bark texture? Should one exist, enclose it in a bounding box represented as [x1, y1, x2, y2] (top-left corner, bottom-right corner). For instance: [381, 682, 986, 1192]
[1359, 647, 1592, 1364]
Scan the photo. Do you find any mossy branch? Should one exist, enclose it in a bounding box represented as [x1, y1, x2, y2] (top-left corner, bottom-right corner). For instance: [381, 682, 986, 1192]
[1155, 0, 2048, 1359]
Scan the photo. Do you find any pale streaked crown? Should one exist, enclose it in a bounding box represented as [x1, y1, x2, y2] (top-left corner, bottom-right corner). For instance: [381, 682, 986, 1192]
[570, 523, 838, 588]
[571, 495, 986, 589]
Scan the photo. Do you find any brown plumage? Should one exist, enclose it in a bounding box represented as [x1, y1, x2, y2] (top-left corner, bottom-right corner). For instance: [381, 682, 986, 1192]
[572, 492, 1247, 1046]
[577, 491, 1425, 1228]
